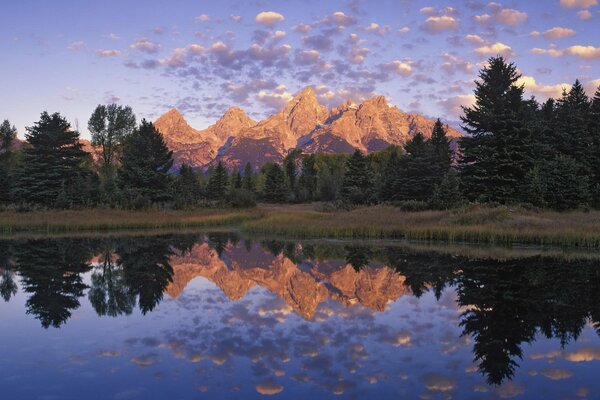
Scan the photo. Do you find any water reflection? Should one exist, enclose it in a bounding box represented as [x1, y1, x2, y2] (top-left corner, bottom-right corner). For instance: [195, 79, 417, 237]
[1, 234, 600, 398]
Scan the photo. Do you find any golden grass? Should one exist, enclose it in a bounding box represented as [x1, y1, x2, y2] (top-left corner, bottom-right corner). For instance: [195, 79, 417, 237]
[0, 208, 262, 235]
[242, 204, 600, 247]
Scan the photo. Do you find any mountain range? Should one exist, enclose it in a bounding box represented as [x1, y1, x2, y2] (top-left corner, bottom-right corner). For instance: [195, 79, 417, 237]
[154, 87, 462, 170]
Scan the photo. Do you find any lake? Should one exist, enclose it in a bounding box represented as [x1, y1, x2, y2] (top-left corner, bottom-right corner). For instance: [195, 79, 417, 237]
[1, 233, 599, 399]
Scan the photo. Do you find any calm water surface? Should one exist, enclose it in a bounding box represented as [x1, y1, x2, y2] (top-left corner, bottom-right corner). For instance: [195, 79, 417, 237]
[1, 233, 599, 399]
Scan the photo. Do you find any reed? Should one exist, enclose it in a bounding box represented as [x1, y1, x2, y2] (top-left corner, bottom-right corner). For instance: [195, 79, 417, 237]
[0, 208, 261, 235]
[242, 204, 600, 248]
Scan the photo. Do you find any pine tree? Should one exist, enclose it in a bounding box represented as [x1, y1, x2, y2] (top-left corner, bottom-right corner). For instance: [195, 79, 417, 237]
[14, 112, 93, 207]
[0, 120, 17, 203]
[430, 119, 452, 173]
[379, 148, 403, 202]
[171, 164, 201, 208]
[340, 149, 373, 205]
[264, 163, 287, 203]
[431, 169, 463, 210]
[459, 56, 534, 203]
[207, 161, 228, 200]
[588, 85, 600, 206]
[230, 167, 242, 190]
[283, 149, 301, 193]
[395, 133, 438, 202]
[118, 119, 173, 204]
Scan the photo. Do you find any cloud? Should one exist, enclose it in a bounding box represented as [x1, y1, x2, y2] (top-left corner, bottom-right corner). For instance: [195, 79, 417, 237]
[273, 30, 286, 39]
[255, 11, 285, 27]
[420, 6, 436, 15]
[108, 33, 120, 40]
[421, 373, 457, 392]
[195, 14, 210, 22]
[565, 45, 600, 59]
[577, 10, 593, 19]
[296, 50, 321, 65]
[465, 34, 486, 45]
[439, 94, 476, 117]
[423, 15, 459, 32]
[543, 27, 576, 39]
[441, 53, 474, 75]
[495, 8, 528, 25]
[399, 26, 410, 33]
[496, 382, 525, 398]
[292, 23, 311, 33]
[327, 11, 357, 27]
[231, 15, 242, 22]
[302, 34, 333, 51]
[531, 47, 564, 56]
[130, 38, 160, 53]
[564, 347, 600, 362]
[96, 49, 121, 57]
[381, 60, 413, 76]
[517, 75, 571, 99]
[256, 85, 293, 109]
[474, 14, 492, 23]
[255, 379, 284, 395]
[560, 0, 598, 8]
[475, 42, 513, 57]
[540, 368, 573, 380]
[584, 78, 600, 94]
[366, 22, 390, 35]
[67, 41, 85, 51]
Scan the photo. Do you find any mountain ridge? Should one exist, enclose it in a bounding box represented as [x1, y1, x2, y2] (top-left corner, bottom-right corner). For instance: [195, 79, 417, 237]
[154, 87, 462, 170]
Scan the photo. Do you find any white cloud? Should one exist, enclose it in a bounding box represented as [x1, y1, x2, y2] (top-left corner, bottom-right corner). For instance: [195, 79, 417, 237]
[329, 11, 356, 26]
[560, 0, 597, 8]
[543, 27, 576, 39]
[577, 10, 593, 19]
[465, 34, 486, 45]
[382, 60, 413, 76]
[399, 26, 410, 33]
[516, 76, 571, 99]
[474, 14, 491, 23]
[565, 45, 600, 59]
[423, 15, 459, 32]
[475, 42, 513, 57]
[130, 38, 160, 53]
[195, 14, 210, 22]
[96, 49, 121, 57]
[255, 11, 285, 27]
[495, 8, 528, 25]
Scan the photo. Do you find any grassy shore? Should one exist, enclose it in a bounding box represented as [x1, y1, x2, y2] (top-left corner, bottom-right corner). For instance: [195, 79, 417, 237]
[2, 204, 600, 247]
[242, 204, 600, 248]
[0, 208, 261, 234]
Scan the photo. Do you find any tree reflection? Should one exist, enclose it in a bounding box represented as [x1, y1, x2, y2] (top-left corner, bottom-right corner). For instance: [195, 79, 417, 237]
[388, 248, 600, 385]
[13, 238, 94, 328]
[345, 245, 372, 271]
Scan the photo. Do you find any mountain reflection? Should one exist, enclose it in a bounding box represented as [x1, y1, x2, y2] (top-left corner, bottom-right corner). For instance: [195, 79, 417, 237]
[1, 234, 600, 387]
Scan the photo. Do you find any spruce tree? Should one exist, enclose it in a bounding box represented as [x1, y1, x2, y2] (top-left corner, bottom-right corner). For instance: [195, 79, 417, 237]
[430, 118, 452, 173]
[340, 149, 373, 205]
[0, 120, 17, 203]
[230, 167, 242, 190]
[379, 148, 403, 202]
[264, 163, 287, 203]
[395, 133, 438, 202]
[171, 164, 201, 208]
[431, 169, 463, 210]
[207, 161, 228, 200]
[588, 85, 600, 206]
[118, 119, 173, 204]
[15, 112, 92, 207]
[459, 56, 534, 203]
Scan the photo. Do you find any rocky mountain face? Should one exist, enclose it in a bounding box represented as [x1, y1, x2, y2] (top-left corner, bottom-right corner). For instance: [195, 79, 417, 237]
[153, 87, 461, 170]
[165, 241, 409, 319]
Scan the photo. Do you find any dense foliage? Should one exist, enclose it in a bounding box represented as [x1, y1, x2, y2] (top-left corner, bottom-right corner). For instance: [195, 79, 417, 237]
[0, 57, 598, 210]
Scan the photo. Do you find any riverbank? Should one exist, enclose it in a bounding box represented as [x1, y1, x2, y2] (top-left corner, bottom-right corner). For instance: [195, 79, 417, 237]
[1, 204, 600, 247]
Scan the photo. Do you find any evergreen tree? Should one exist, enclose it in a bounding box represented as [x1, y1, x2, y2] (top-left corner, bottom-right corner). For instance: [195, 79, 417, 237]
[431, 169, 463, 210]
[230, 167, 242, 190]
[588, 86, 600, 206]
[430, 118, 452, 173]
[118, 119, 173, 204]
[171, 164, 202, 208]
[340, 149, 373, 204]
[541, 155, 590, 210]
[264, 163, 287, 203]
[283, 149, 302, 193]
[379, 148, 403, 202]
[298, 154, 317, 201]
[242, 162, 255, 192]
[207, 161, 228, 200]
[0, 120, 17, 203]
[554, 81, 590, 164]
[395, 133, 438, 202]
[15, 112, 93, 207]
[459, 56, 534, 203]
[88, 104, 136, 192]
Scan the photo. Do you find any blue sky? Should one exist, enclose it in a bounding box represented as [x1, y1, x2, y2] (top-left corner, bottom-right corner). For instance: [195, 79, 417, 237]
[1, 0, 599, 139]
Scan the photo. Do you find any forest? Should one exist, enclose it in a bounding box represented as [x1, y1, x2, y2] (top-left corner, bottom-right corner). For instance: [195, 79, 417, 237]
[0, 56, 599, 211]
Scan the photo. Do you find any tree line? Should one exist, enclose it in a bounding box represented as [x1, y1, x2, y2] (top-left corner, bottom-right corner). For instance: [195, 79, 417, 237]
[0, 56, 598, 210]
